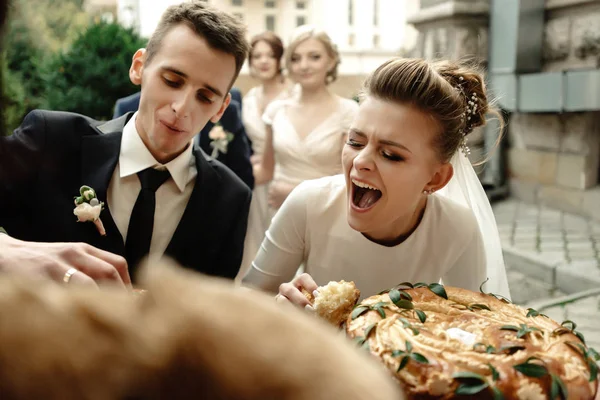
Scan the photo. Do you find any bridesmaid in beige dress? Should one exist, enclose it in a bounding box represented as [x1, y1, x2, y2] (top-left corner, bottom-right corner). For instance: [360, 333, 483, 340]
[238, 32, 290, 279]
[255, 25, 358, 212]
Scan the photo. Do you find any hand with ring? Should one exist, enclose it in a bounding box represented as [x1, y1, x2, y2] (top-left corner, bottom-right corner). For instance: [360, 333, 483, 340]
[276, 273, 318, 311]
[0, 234, 131, 289]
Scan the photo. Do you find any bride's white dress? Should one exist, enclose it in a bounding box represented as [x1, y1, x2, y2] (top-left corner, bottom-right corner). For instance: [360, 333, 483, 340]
[243, 174, 511, 300]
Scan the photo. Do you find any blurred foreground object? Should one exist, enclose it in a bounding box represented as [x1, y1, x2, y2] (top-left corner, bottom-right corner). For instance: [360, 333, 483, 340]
[0, 259, 404, 400]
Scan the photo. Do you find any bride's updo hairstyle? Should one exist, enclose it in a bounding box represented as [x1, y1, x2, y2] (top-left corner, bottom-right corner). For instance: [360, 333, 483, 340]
[359, 58, 502, 163]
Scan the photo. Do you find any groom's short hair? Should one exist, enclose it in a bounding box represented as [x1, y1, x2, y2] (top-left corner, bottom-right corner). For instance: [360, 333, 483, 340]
[145, 2, 249, 82]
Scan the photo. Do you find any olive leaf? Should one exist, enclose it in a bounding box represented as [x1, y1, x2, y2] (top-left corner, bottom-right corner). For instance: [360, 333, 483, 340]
[588, 347, 600, 361]
[526, 308, 549, 318]
[415, 309, 427, 323]
[468, 303, 491, 311]
[498, 345, 526, 355]
[513, 357, 548, 378]
[479, 278, 512, 303]
[550, 374, 568, 400]
[354, 336, 366, 346]
[351, 306, 369, 320]
[387, 288, 413, 309]
[413, 282, 428, 288]
[473, 343, 497, 354]
[453, 372, 489, 395]
[488, 363, 500, 381]
[364, 323, 377, 339]
[389, 288, 413, 302]
[398, 318, 420, 336]
[492, 386, 505, 400]
[427, 283, 448, 300]
[391, 340, 428, 372]
[377, 288, 391, 295]
[500, 324, 541, 338]
[588, 359, 598, 382]
[397, 282, 415, 289]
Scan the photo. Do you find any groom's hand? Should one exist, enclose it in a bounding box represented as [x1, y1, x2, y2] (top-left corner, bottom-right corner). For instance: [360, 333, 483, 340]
[0, 234, 131, 289]
[276, 273, 318, 310]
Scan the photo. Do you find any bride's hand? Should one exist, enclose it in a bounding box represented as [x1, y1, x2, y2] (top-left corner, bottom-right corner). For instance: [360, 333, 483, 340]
[276, 273, 318, 310]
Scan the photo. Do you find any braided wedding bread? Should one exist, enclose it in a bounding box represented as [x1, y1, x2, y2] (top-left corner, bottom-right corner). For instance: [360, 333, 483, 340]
[341, 283, 598, 399]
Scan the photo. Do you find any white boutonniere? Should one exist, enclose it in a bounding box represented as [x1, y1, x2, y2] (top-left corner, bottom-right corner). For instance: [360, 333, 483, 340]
[73, 185, 106, 236]
[208, 123, 234, 158]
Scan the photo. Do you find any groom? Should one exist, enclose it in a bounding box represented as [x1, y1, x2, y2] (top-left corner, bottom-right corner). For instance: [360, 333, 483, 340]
[0, 2, 251, 282]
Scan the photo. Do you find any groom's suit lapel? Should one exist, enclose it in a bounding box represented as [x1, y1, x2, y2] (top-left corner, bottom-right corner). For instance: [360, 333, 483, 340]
[79, 113, 131, 256]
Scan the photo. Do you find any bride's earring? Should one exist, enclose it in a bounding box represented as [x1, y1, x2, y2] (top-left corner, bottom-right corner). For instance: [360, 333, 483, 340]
[423, 189, 434, 195]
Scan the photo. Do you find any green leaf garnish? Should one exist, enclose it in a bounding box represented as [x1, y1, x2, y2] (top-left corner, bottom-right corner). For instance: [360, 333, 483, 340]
[397, 282, 414, 289]
[469, 303, 491, 311]
[453, 372, 489, 395]
[413, 282, 427, 288]
[397, 355, 410, 371]
[473, 343, 497, 354]
[498, 345, 526, 355]
[500, 325, 519, 332]
[561, 320, 577, 331]
[411, 352, 429, 364]
[488, 363, 499, 381]
[415, 309, 427, 323]
[351, 306, 369, 320]
[364, 323, 376, 339]
[513, 357, 548, 378]
[428, 283, 448, 299]
[394, 299, 414, 310]
[550, 374, 568, 399]
[492, 386, 505, 400]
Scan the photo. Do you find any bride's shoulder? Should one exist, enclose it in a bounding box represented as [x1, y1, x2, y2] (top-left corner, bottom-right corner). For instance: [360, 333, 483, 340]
[427, 195, 479, 236]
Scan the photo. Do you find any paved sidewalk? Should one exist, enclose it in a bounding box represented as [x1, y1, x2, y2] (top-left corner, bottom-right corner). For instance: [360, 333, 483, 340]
[493, 199, 600, 348]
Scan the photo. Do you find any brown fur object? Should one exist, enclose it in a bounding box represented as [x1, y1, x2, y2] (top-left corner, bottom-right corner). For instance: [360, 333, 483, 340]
[0, 260, 404, 400]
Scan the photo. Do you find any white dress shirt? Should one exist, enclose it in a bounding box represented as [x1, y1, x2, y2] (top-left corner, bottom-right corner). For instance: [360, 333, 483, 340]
[107, 112, 197, 261]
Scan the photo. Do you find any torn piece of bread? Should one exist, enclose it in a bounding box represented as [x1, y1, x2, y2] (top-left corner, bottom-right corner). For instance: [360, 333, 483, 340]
[302, 281, 360, 327]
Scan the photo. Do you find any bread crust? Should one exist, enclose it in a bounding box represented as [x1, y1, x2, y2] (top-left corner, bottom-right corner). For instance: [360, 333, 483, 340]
[346, 285, 599, 399]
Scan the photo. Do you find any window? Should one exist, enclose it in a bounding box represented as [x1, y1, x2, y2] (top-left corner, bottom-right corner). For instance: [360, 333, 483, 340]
[231, 0, 242, 6]
[348, 33, 355, 47]
[296, 0, 306, 9]
[265, 15, 276, 31]
[373, 0, 379, 26]
[296, 15, 306, 27]
[265, 0, 276, 8]
[373, 34, 380, 47]
[348, 0, 354, 25]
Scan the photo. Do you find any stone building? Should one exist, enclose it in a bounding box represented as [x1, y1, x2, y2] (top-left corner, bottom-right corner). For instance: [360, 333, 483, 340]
[408, 0, 600, 220]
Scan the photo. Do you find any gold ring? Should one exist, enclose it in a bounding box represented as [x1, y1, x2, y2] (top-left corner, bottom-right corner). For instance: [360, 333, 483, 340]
[63, 267, 78, 284]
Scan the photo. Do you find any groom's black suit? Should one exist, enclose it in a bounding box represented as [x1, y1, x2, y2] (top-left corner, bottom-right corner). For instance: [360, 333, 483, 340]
[0, 110, 251, 280]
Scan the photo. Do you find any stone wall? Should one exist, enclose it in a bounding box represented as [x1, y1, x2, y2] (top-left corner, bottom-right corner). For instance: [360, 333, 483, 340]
[407, 0, 491, 175]
[507, 0, 600, 220]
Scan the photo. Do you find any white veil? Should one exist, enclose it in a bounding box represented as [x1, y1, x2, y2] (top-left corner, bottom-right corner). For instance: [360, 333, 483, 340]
[437, 150, 511, 300]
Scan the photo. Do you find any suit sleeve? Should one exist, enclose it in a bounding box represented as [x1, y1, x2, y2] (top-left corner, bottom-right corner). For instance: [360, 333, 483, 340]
[0, 110, 46, 235]
[216, 188, 251, 279]
[217, 102, 254, 189]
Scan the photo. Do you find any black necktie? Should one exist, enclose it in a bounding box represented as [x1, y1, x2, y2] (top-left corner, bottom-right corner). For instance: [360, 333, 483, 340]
[125, 168, 171, 274]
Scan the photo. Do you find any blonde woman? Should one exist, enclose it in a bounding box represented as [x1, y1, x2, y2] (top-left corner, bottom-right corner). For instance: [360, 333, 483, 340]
[245, 58, 511, 303]
[239, 32, 290, 278]
[254, 26, 359, 212]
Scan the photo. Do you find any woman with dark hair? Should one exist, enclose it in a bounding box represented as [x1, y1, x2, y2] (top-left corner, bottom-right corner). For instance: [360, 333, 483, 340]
[239, 31, 291, 278]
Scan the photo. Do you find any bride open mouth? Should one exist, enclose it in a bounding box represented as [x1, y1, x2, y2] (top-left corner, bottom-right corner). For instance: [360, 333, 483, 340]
[351, 178, 382, 211]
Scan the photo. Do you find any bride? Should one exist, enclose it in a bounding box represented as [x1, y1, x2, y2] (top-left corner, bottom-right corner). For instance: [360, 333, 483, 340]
[242, 57, 511, 306]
